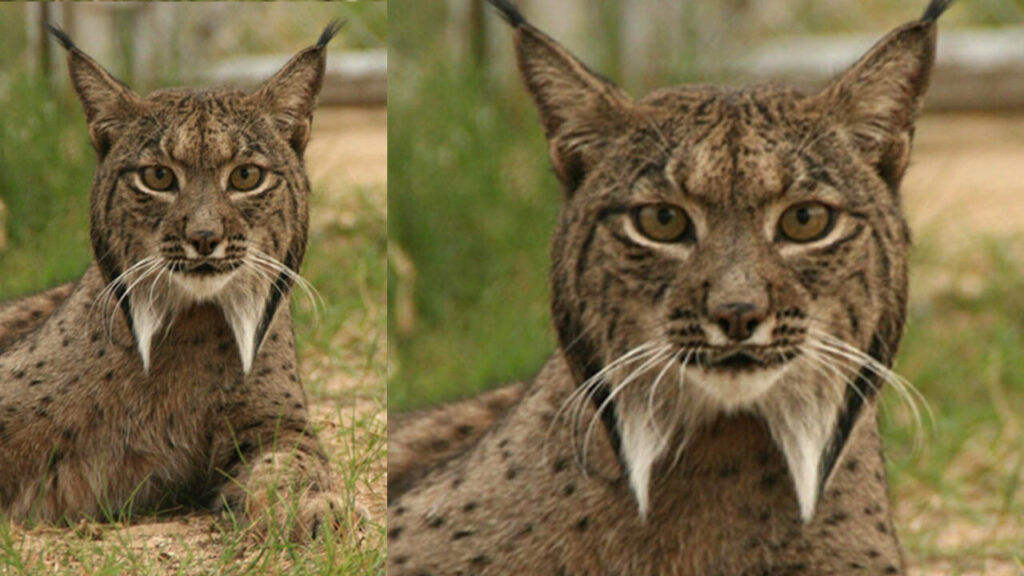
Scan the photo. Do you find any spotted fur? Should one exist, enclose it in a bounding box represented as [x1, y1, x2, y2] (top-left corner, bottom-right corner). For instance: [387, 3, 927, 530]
[389, 1, 952, 573]
[0, 24, 360, 540]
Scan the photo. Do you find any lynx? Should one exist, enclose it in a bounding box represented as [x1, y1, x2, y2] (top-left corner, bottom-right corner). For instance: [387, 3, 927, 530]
[388, 0, 952, 573]
[0, 24, 358, 540]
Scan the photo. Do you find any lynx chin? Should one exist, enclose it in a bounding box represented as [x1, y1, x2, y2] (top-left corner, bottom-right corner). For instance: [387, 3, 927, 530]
[388, 0, 953, 574]
[0, 22, 362, 541]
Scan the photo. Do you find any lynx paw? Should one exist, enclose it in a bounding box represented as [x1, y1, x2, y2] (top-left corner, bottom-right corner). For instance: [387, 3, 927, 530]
[296, 491, 369, 542]
[224, 488, 368, 542]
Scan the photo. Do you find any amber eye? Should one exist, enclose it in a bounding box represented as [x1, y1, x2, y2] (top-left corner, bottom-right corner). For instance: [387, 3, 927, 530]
[139, 166, 176, 192]
[778, 202, 834, 242]
[229, 165, 264, 192]
[632, 204, 691, 243]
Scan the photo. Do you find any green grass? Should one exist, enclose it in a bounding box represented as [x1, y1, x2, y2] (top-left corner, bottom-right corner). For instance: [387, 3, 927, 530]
[0, 10, 386, 575]
[388, 60, 558, 409]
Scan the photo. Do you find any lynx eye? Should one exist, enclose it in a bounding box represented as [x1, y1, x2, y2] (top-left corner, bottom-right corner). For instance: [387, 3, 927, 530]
[229, 165, 264, 192]
[632, 204, 691, 243]
[139, 166, 176, 192]
[778, 202, 834, 243]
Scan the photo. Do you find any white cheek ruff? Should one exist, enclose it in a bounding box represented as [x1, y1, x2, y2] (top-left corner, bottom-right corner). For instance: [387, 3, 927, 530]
[122, 266, 271, 375]
[612, 358, 845, 524]
[618, 407, 670, 518]
[759, 392, 840, 523]
[215, 279, 272, 374]
[129, 294, 167, 373]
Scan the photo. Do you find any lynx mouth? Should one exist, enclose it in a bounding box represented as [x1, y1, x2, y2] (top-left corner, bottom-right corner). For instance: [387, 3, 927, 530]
[694, 346, 801, 371]
[169, 260, 242, 276]
[711, 351, 762, 370]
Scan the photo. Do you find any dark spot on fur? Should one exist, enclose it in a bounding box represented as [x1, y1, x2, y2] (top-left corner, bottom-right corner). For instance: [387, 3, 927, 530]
[718, 462, 740, 478]
[825, 511, 849, 525]
[427, 516, 445, 528]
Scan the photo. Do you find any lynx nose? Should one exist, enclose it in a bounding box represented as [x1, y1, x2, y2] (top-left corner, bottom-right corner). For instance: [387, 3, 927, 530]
[711, 302, 767, 342]
[187, 229, 223, 257]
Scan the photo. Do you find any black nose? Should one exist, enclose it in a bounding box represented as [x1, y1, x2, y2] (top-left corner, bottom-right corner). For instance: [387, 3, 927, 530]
[187, 229, 223, 257]
[711, 302, 767, 342]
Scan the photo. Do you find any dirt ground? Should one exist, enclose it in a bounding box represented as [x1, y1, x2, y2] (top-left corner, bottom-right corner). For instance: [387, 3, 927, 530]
[905, 114, 1024, 243]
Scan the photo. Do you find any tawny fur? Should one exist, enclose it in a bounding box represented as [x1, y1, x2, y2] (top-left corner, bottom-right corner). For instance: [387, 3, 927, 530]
[389, 1, 952, 573]
[388, 383, 526, 500]
[0, 24, 358, 540]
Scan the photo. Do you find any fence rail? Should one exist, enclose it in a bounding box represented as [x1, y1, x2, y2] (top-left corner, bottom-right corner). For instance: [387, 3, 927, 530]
[444, 0, 1024, 111]
[21, 2, 387, 105]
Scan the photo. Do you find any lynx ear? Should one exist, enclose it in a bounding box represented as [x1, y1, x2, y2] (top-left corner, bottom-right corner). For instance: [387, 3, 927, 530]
[254, 21, 341, 155]
[49, 25, 139, 159]
[823, 0, 951, 191]
[487, 0, 630, 195]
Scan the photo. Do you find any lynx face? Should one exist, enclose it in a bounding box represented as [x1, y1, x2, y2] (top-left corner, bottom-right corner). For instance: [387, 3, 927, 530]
[57, 25, 337, 372]
[498, 0, 943, 520]
[555, 87, 908, 410]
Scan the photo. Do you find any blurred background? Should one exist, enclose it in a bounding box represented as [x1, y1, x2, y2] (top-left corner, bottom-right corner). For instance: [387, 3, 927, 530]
[389, 1, 1024, 573]
[0, 3, 386, 574]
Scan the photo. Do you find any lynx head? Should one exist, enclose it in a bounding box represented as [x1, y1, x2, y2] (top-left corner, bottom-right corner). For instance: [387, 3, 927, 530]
[49, 23, 341, 374]
[489, 0, 952, 521]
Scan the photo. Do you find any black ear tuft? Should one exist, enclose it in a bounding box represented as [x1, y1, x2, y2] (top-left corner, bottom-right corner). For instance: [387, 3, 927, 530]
[921, 0, 954, 23]
[47, 23, 75, 51]
[486, 0, 526, 27]
[317, 20, 345, 48]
